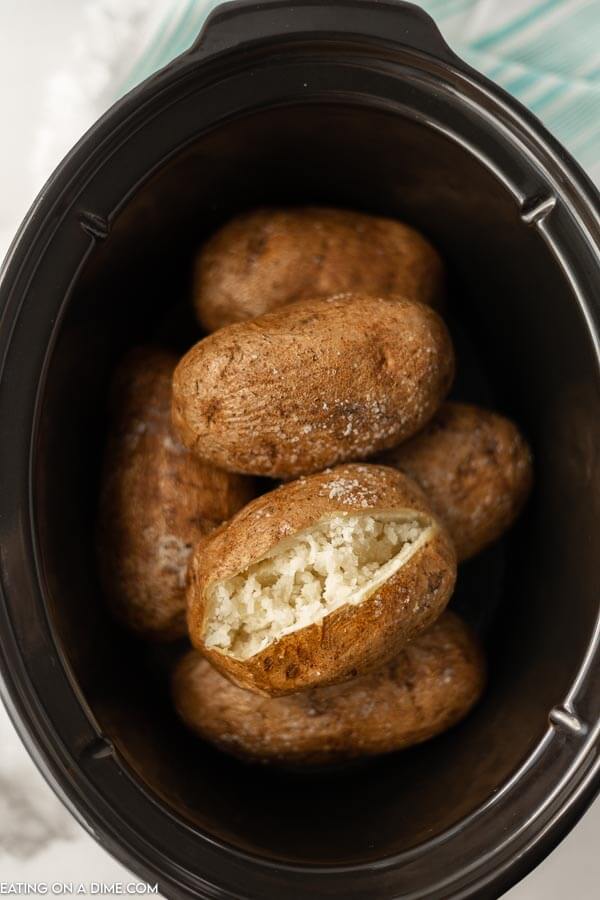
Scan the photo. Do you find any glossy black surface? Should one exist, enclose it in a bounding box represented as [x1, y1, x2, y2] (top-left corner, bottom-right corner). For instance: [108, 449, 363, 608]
[1, 1, 600, 898]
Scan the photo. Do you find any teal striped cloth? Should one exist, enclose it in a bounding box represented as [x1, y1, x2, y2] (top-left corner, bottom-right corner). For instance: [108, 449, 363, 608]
[117, 0, 600, 182]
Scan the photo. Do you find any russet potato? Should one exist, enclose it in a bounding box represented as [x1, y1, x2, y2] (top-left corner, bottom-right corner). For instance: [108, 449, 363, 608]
[173, 293, 454, 478]
[97, 347, 256, 640]
[192, 207, 445, 332]
[382, 402, 533, 560]
[173, 612, 484, 765]
[187, 464, 456, 695]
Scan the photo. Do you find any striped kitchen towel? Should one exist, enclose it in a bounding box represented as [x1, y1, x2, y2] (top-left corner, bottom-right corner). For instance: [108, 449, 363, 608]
[33, 0, 600, 190]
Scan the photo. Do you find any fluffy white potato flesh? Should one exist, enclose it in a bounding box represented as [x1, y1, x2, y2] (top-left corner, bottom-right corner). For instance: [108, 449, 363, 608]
[204, 512, 433, 660]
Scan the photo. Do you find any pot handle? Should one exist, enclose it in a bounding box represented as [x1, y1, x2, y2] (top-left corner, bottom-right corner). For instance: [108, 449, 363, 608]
[189, 0, 460, 66]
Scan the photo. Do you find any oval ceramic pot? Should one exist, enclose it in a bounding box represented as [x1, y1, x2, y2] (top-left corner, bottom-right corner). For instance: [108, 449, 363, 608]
[1, 1, 600, 897]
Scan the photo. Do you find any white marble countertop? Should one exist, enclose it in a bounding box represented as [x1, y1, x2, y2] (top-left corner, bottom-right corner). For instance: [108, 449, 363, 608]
[0, 2, 598, 896]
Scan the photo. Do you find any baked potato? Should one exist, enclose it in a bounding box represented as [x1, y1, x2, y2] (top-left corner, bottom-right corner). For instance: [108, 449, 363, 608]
[187, 464, 456, 695]
[172, 293, 454, 478]
[173, 611, 484, 765]
[97, 347, 256, 640]
[192, 207, 445, 332]
[381, 402, 533, 560]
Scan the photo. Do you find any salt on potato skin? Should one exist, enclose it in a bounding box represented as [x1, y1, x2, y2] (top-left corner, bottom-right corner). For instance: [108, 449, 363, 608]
[381, 402, 533, 561]
[187, 464, 456, 695]
[173, 612, 484, 765]
[96, 347, 256, 641]
[192, 206, 445, 332]
[172, 293, 455, 479]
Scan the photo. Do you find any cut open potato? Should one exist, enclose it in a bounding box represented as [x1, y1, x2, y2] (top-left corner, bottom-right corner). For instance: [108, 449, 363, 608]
[205, 512, 433, 661]
[187, 464, 457, 695]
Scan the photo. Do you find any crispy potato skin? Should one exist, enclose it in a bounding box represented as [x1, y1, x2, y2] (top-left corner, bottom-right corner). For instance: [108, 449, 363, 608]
[193, 207, 445, 332]
[172, 293, 454, 478]
[97, 347, 256, 640]
[381, 403, 533, 561]
[187, 464, 456, 695]
[173, 611, 484, 765]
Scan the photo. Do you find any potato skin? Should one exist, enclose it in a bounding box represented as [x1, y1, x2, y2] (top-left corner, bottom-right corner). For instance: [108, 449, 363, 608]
[172, 293, 454, 478]
[97, 347, 256, 640]
[173, 611, 484, 765]
[187, 464, 456, 695]
[381, 403, 533, 561]
[193, 207, 445, 332]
